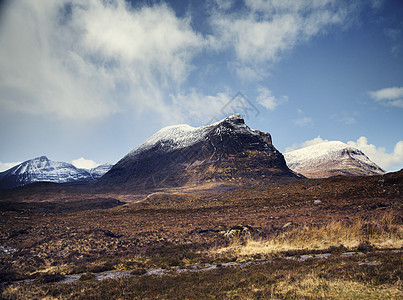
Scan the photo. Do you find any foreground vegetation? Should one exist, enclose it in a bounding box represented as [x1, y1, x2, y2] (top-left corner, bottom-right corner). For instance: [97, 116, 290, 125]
[2, 213, 402, 299]
[213, 212, 403, 258]
[1, 171, 402, 298]
[2, 251, 401, 299]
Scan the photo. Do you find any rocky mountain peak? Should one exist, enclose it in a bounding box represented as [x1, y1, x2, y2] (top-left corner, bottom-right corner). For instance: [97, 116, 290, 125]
[36, 156, 49, 161]
[99, 115, 298, 190]
[216, 113, 245, 126]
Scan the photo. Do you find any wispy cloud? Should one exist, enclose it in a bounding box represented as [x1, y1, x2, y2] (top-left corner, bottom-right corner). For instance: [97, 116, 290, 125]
[214, 0, 234, 10]
[210, 0, 353, 79]
[368, 86, 403, 108]
[170, 91, 231, 123]
[293, 109, 313, 127]
[294, 117, 314, 127]
[385, 28, 402, 56]
[340, 116, 357, 125]
[331, 112, 358, 125]
[256, 87, 287, 111]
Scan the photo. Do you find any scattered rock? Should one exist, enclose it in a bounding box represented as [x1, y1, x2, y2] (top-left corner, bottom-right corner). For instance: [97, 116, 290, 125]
[282, 222, 293, 228]
[359, 262, 382, 266]
[0, 245, 17, 254]
[146, 268, 166, 276]
[221, 225, 254, 238]
[341, 252, 364, 257]
[313, 253, 331, 259]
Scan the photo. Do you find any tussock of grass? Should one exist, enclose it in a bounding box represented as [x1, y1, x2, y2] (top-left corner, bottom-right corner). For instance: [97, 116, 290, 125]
[214, 212, 402, 257]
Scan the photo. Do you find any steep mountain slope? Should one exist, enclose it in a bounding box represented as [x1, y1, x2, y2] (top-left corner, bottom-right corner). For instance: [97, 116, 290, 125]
[0, 156, 94, 190]
[284, 141, 385, 178]
[98, 114, 299, 190]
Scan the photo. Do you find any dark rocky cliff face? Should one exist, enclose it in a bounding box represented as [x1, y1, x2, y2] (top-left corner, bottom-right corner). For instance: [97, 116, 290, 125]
[98, 114, 299, 190]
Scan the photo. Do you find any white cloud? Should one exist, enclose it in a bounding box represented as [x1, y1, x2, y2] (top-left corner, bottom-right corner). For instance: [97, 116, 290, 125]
[347, 137, 403, 171]
[370, 0, 384, 10]
[0, 0, 204, 121]
[368, 86, 403, 108]
[368, 86, 403, 101]
[385, 28, 402, 56]
[285, 135, 403, 171]
[72, 157, 99, 170]
[170, 91, 231, 123]
[210, 0, 351, 79]
[231, 62, 266, 81]
[256, 87, 287, 111]
[293, 109, 314, 127]
[0, 0, 388, 128]
[331, 112, 357, 125]
[0, 161, 22, 172]
[340, 116, 357, 125]
[294, 116, 314, 127]
[285, 136, 328, 152]
[214, 0, 234, 10]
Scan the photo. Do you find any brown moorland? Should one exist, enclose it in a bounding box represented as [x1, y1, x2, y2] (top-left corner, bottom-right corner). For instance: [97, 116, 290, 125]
[0, 170, 402, 298]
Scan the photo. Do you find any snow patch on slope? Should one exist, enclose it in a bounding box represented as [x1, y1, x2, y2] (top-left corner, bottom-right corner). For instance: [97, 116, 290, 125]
[90, 163, 113, 179]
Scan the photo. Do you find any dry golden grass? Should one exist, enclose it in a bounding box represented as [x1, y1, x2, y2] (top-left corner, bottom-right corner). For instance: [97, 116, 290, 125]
[214, 212, 403, 257]
[3, 251, 402, 299]
[271, 273, 402, 300]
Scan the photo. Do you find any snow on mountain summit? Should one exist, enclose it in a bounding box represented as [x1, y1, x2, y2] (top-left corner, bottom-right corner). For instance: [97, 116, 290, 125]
[284, 141, 385, 178]
[126, 113, 256, 158]
[0, 157, 111, 190]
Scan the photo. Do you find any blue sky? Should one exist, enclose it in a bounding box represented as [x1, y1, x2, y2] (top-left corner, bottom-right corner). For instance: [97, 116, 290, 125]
[0, 0, 402, 172]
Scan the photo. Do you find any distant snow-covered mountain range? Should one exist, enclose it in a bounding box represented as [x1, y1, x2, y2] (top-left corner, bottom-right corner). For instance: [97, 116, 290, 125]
[0, 156, 112, 190]
[0, 116, 387, 190]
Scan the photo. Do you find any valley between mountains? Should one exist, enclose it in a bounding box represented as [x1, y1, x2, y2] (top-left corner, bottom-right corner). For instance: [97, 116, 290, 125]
[0, 115, 402, 299]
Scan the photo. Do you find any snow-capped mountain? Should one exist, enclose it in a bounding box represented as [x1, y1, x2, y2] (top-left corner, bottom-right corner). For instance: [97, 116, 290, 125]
[0, 156, 111, 190]
[98, 114, 299, 190]
[284, 141, 385, 178]
[89, 163, 113, 179]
